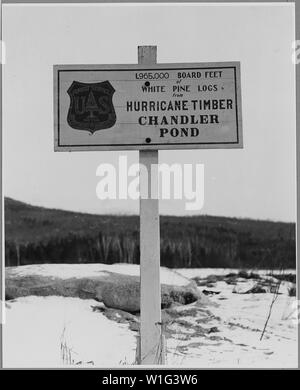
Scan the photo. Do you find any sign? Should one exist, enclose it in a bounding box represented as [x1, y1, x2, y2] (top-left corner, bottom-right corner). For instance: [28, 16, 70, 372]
[54, 62, 243, 151]
[53, 46, 244, 365]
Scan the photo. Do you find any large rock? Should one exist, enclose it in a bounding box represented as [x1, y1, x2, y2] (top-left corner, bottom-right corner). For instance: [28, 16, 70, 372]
[100, 278, 200, 313]
[6, 264, 202, 313]
[101, 280, 140, 312]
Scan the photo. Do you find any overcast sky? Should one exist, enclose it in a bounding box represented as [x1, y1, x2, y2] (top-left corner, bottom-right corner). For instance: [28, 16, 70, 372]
[2, 3, 296, 222]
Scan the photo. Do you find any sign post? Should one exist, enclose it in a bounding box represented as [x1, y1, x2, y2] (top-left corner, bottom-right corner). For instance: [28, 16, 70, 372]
[138, 46, 163, 365]
[54, 47, 243, 365]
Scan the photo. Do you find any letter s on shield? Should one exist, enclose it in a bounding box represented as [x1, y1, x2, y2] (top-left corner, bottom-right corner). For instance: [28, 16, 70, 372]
[67, 81, 116, 133]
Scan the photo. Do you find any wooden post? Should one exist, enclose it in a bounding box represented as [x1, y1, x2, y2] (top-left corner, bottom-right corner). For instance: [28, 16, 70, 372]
[138, 46, 164, 365]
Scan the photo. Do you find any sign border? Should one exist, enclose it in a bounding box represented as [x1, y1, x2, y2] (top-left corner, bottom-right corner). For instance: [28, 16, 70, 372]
[54, 61, 243, 151]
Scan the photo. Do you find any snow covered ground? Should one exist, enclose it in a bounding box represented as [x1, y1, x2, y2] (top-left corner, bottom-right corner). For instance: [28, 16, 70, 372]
[3, 265, 298, 368]
[4, 296, 136, 368]
[176, 268, 296, 280]
[6, 262, 190, 286]
[168, 271, 297, 368]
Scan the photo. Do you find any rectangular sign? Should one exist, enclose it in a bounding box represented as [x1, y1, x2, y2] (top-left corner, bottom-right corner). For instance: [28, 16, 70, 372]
[54, 62, 243, 151]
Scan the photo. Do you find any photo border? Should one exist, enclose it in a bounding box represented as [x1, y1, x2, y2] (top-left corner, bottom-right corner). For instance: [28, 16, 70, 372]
[0, 0, 298, 370]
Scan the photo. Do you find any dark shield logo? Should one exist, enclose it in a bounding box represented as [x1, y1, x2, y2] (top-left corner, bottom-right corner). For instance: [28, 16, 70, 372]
[67, 81, 116, 133]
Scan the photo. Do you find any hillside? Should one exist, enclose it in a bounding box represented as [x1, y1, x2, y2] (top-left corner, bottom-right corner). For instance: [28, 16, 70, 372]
[4, 197, 296, 269]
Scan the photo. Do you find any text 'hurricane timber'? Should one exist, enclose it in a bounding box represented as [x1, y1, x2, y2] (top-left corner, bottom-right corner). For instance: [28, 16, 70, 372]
[54, 62, 243, 151]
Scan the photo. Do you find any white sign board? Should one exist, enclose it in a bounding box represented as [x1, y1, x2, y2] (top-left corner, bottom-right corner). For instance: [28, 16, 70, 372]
[54, 62, 242, 151]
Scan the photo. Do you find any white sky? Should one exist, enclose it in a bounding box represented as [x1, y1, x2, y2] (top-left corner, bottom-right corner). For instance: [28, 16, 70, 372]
[2, 3, 296, 222]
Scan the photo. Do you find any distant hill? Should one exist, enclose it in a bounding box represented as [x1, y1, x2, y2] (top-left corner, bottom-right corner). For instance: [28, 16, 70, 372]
[5, 197, 296, 269]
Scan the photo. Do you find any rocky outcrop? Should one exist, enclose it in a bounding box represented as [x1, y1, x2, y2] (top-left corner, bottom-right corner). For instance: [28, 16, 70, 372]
[6, 266, 201, 313]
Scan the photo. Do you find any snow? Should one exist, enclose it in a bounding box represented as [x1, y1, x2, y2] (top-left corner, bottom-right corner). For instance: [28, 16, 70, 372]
[166, 278, 297, 368]
[176, 268, 296, 279]
[3, 265, 297, 368]
[3, 296, 136, 368]
[7, 263, 189, 286]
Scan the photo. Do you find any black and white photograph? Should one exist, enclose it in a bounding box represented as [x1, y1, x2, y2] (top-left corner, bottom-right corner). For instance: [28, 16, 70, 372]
[0, 1, 299, 371]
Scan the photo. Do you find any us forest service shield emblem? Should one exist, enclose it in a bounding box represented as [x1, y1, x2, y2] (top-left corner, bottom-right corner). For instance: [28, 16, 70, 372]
[67, 81, 116, 133]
